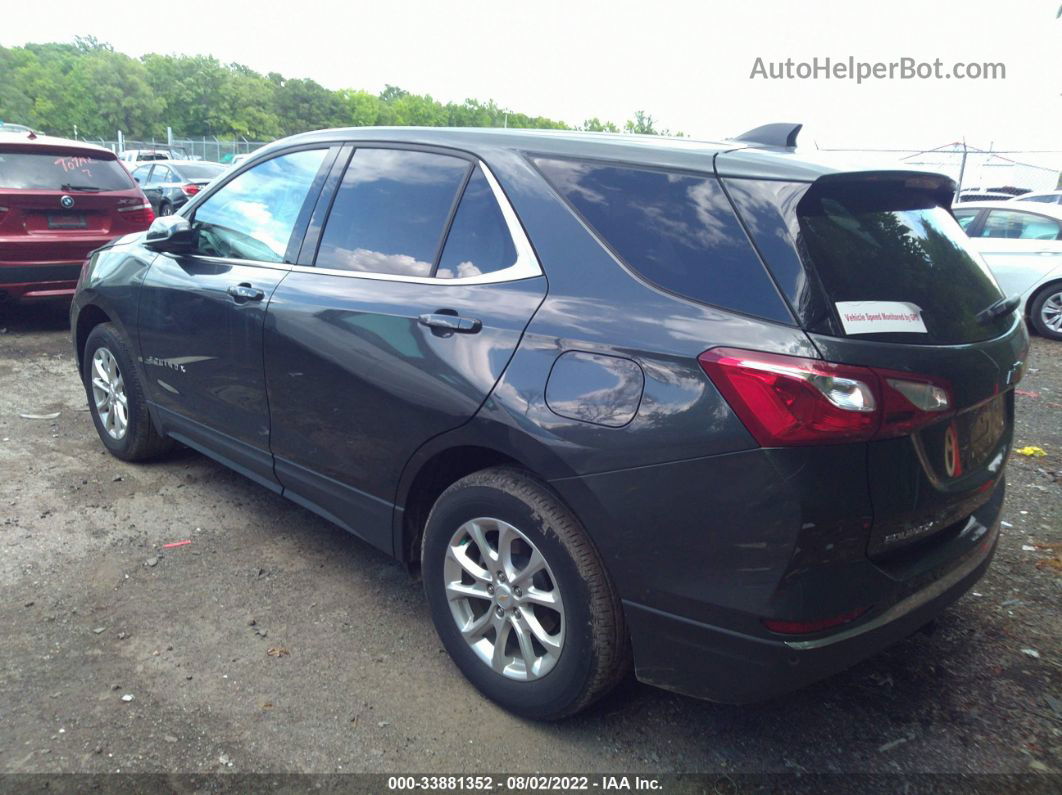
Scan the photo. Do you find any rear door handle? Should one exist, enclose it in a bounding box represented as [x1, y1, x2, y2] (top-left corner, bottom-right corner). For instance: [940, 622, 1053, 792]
[418, 313, 482, 334]
[227, 283, 265, 302]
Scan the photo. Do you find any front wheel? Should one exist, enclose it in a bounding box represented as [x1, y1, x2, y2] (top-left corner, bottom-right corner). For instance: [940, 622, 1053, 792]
[82, 323, 174, 461]
[421, 467, 628, 719]
[1029, 284, 1062, 340]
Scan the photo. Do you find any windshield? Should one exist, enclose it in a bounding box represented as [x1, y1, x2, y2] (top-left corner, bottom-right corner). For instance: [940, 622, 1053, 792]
[0, 150, 134, 191]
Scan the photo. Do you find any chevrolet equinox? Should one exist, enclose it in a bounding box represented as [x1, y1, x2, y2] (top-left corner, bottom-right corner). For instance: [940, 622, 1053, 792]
[71, 124, 1028, 719]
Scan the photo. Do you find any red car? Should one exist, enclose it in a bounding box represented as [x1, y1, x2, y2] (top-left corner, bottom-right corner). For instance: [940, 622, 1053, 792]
[0, 132, 154, 302]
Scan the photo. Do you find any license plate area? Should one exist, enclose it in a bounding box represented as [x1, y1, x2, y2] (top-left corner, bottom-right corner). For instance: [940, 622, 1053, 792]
[47, 213, 87, 230]
[920, 394, 1007, 481]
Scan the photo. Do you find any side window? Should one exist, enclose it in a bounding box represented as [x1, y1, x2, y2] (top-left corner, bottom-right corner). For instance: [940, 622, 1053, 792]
[535, 157, 792, 323]
[952, 209, 978, 232]
[436, 167, 517, 279]
[151, 166, 172, 185]
[192, 148, 327, 263]
[980, 210, 1062, 241]
[132, 165, 152, 185]
[1020, 195, 1055, 204]
[315, 148, 470, 276]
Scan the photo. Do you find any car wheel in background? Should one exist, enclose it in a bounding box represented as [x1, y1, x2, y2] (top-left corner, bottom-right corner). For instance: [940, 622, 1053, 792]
[1030, 284, 1062, 340]
[82, 323, 174, 461]
[158, 201, 172, 217]
[421, 467, 629, 720]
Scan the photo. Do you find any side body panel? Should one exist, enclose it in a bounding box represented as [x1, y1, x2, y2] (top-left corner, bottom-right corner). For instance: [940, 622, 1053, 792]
[137, 254, 289, 490]
[264, 273, 546, 553]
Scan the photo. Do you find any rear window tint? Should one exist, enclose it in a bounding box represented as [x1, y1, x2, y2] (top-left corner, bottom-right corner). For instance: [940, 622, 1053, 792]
[534, 158, 792, 324]
[0, 150, 134, 191]
[796, 181, 1010, 343]
[175, 163, 225, 180]
[316, 148, 470, 276]
[436, 167, 517, 279]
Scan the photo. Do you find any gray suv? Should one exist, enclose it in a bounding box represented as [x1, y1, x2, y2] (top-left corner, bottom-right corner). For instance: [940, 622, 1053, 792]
[71, 125, 1027, 719]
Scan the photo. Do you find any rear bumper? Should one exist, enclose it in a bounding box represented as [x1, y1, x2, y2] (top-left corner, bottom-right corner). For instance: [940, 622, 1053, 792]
[0, 262, 82, 300]
[624, 514, 998, 704]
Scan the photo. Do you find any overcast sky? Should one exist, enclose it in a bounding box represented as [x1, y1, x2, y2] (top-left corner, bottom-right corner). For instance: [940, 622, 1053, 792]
[3, 0, 1060, 166]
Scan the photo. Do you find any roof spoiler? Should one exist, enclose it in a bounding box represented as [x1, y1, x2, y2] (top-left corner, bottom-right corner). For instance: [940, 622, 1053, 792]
[731, 123, 802, 149]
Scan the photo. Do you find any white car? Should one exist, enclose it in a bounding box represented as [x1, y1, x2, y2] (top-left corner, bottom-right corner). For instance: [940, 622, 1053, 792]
[117, 148, 186, 165]
[1010, 190, 1062, 206]
[953, 200, 1062, 340]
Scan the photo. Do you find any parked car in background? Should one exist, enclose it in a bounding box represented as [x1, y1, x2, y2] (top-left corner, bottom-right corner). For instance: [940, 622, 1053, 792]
[1008, 190, 1062, 205]
[0, 121, 38, 135]
[956, 189, 1018, 203]
[953, 201, 1062, 340]
[130, 160, 226, 216]
[0, 132, 153, 303]
[72, 126, 1025, 718]
[118, 148, 187, 166]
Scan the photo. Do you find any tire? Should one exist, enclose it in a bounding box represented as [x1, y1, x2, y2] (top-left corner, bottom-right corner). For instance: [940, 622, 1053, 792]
[1029, 284, 1062, 341]
[158, 201, 172, 217]
[82, 323, 174, 461]
[421, 467, 628, 719]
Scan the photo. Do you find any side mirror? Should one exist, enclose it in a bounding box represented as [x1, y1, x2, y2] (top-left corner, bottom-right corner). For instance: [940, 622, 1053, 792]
[144, 215, 194, 253]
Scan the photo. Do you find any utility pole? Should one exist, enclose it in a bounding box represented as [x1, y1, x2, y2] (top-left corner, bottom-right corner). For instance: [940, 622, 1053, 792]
[955, 139, 968, 203]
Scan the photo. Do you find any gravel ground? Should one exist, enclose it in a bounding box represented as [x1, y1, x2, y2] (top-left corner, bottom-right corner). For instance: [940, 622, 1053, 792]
[0, 301, 1059, 781]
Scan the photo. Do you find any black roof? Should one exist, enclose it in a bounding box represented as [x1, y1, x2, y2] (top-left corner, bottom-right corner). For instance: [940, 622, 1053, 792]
[270, 126, 952, 186]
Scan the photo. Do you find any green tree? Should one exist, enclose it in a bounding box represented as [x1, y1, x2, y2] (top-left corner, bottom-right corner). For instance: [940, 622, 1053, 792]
[0, 40, 677, 143]
[581, 117, 620, 133]
[624, 110, 657, 135]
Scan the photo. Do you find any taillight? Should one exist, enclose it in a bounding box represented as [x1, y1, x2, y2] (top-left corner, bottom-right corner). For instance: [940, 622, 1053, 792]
[181, 183, 200, 197]
[697, 348, 952, 446]
[117, 201, 155, 226]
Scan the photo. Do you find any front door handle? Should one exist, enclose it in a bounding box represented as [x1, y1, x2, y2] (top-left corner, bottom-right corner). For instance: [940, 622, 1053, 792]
[227, 283, 265, 303]
[418, 312, 482, 334]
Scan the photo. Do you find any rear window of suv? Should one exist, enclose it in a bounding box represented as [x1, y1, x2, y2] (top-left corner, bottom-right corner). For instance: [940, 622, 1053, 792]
[725, 176, 1014, 344]
[534, 157, 792, 324]
[795, 180, 1011, 343]
[0, 150, 134, 191]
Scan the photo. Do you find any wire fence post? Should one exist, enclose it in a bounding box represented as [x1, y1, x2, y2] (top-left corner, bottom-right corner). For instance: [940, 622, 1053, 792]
[955, 140, 969, 203]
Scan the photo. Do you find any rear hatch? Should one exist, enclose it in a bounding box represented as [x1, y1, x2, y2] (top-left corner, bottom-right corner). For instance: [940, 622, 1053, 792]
[721, 166, 1028, 558]
[0, 145, 152, 264]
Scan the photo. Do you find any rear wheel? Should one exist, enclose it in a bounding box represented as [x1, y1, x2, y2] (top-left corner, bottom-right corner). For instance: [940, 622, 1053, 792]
[1030, 284, 1062, 340]
[421, 467, 628, 719]
[82, 323, 173, 461]
[158, 201, 172, 217]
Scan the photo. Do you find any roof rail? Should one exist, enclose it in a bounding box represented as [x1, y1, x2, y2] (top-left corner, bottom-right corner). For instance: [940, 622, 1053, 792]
[732, 123, 802, 148]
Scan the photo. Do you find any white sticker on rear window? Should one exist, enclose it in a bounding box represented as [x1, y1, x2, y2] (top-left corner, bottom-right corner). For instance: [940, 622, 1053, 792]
[835, 301, 927, 335]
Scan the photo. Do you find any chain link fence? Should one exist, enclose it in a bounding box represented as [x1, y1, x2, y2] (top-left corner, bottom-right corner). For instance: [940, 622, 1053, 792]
[78, 134, 269, 163]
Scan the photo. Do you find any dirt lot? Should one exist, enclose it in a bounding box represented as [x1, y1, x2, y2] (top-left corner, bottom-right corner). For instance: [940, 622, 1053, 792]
[0, 301, 1059, 780]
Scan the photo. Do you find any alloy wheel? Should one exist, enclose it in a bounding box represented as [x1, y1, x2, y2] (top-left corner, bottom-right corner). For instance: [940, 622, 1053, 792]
[443, 517, 565, 680]
[91, 347, 129, 440]
[1041, 290, 1062, 333]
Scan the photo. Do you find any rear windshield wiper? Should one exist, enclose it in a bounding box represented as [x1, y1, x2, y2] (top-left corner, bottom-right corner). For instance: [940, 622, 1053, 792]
[60, 183, 101, 192]
[975, 295, 1020, 325]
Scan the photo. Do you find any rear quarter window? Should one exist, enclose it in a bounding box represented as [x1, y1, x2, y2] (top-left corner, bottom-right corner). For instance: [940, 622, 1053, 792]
[534, 157, 792, 324]
[0, 150, 134, 191]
